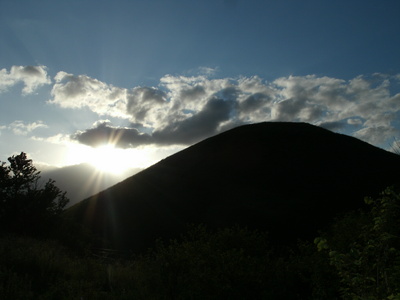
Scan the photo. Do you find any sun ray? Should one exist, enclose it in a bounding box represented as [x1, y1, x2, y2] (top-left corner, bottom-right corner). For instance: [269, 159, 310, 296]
[64, 142, 155, 175]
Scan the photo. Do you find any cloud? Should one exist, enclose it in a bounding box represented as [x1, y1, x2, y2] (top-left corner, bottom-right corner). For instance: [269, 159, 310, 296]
[126, 87, 167, 123]
[354, 126, 400, 146]
[48, 71, 400, 148]
[49, 71, 129, 118]
[0, 65, 51, 94]
[31, 133, 72, 145]
[0, 125, 6, 136]
[72, 121, 152, 148]
[152, 97, 234, 145]
[318, 121, 347, 131]
[8, 120, 47, 135]
[198, 66, 219, 76]
[72, 96, 233, 147]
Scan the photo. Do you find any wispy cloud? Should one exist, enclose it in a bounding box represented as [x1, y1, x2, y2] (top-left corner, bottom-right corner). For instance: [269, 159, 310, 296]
[0, 66, 51, 95]
[8, 120, 47, 136]
[31, 133, 72, 144]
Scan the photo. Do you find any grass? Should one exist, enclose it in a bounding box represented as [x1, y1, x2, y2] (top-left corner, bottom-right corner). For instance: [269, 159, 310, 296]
[0, 226, 330, 299]
[0, 235, 141, 299]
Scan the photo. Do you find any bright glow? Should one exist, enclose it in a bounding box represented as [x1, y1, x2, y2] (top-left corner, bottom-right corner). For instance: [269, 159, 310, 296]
[64, 143, 156, 174]
[87, 145, 129, 174]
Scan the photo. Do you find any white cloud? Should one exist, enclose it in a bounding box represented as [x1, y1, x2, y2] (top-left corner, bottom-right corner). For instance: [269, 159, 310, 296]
[8, 120, 47, 136]
[31, 133, 72, 144]
[0, 65, 51, 95]
[47, 70, 400, 148]
[49, 71, 129, 119]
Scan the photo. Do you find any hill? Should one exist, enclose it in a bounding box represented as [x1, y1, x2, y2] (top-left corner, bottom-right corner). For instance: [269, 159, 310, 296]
[68, 122, 400, 252]
[40, 163, 142, 207]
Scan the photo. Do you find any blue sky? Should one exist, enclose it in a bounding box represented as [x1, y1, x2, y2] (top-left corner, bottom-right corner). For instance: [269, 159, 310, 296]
[1, 0, 400, 173]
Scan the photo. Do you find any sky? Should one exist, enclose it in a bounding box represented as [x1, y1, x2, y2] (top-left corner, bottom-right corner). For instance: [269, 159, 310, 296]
[1, 0, 400, 176]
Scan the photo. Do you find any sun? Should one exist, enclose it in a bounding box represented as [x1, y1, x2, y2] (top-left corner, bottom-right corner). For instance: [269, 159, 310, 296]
[65, 143, 155, 174]
[87, 145, 129, 174]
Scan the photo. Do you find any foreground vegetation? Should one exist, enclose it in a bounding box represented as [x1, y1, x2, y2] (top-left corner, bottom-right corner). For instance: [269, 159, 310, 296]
[1, 153, 400, 299]
[1, 185, 400, 299]
[0, 227, 331, 299]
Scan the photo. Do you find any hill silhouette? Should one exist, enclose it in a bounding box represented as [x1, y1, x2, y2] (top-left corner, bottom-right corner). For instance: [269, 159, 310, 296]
[40, 163, 142, 207]
[68, 122, 400, 252]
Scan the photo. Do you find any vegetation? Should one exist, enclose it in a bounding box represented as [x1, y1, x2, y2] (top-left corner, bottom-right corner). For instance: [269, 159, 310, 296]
[0, 226, 334, 299]
[1, 187, 400, 299]
[316, 187, 400, 299]
[0, 152, 69, 237]
[392, 138, 400, 155]
[1, 151, 400, 299]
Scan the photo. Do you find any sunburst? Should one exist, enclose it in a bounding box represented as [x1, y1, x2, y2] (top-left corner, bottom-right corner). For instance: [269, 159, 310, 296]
[65, 142, 154, 175]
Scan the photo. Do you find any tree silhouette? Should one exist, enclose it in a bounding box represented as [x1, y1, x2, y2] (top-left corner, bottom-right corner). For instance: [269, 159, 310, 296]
[392, 138, 400, 155]
[0, 152, 69, 236]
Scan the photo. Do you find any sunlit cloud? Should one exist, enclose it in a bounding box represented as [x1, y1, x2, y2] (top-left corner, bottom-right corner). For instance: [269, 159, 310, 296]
[49, 71, 129, 119]
[0, 65, 51, 95]
[45, 70, 400, 149]
[72, 120, 152, 148]
[31, 133, 72, 144]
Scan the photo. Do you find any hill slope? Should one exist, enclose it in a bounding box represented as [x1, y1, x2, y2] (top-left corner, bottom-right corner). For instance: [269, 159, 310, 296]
[68, 122, 400, 252]
[41, 163, 142, 207]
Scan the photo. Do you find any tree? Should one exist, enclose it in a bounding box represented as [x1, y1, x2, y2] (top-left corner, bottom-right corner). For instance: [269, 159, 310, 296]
[0, 152, 69, 236]
[315, 187, 400, 299]
[391, 138, 400, 155]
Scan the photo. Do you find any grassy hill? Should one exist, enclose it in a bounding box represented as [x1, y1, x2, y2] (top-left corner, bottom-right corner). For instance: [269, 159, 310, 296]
[67, 122, 400, 252]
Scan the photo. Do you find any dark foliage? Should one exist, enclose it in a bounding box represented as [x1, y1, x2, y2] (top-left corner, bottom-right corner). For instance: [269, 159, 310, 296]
[0, 152, 69, 237]
[316, 187, 400, 299]
[0, 225, 337, 300]
[3, 186, 400, 300]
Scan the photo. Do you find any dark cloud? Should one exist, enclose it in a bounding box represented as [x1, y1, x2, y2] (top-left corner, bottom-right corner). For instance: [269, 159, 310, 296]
[179, 85, 206, 101]
[153, 97, 234, 145]
[73, 98, 234, 148]
[272, 97, 324, 123]
[319, 121, 347, 131]
[272, 98, 305, 121]
[126, 87, 167, 122]
[214, 86, 239, 101]
[72, 121, 152, 148]
[128, 87, 166, 105]
[240, 93, 271, 113]
[19, 66, 43, 75]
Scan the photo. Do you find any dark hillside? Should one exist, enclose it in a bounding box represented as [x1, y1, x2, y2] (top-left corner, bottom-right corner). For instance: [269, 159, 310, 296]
[68, 122, 400, 252]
